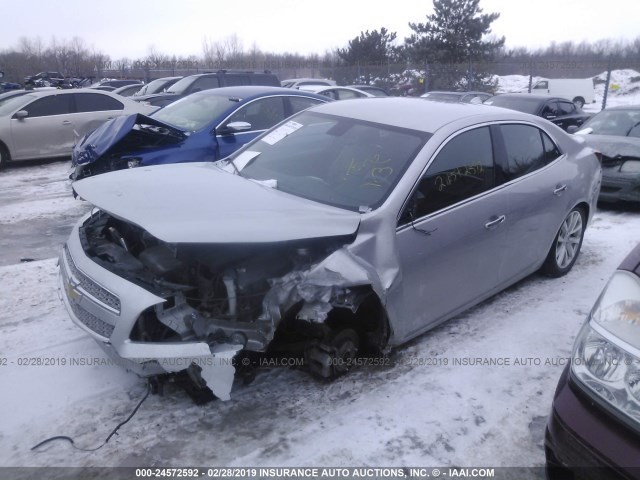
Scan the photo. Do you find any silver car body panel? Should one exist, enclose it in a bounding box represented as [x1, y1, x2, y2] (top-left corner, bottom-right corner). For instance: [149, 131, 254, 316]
[60, 98, 601, 399]
[72, 163, 362, 243]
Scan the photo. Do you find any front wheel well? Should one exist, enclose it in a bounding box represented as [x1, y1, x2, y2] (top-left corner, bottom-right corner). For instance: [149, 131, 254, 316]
[270, 288, 391, 354]
[325, 290, 390, 353]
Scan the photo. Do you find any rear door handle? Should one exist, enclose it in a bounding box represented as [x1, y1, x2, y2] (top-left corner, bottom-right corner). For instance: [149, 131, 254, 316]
[554, 184, 567, 195]
[485, 215, 506, 230]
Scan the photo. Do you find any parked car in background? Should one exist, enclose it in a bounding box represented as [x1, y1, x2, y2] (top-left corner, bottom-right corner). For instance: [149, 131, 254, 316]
[545, 242, 640, 478]
[0, 71, 22, 93]
[112, 84, 144, 97]
[133, 76, 182, 97]
[526, 78, 595, 108]
[132, 70, 280, 108]
[0, 82, 22, 93]
[24, 71, 65, 88]
[0, 89, 156, 169]
[61, 98, 601, 402]
[571, 106, 640, 204]
[348, 85, 390, 96]
[485, 94, 591, 131]
[422, 90, 492, 103]
[71, 86, 328, 180]
[281, 77, 336, 88]
[298, 85, 375, 100]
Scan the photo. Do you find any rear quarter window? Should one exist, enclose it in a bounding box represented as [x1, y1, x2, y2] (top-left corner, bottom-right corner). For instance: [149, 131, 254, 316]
[501, 124, 556, 179]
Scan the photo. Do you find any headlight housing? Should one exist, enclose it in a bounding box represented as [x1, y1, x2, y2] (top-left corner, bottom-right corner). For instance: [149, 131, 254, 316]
[572, 270, 640, 427]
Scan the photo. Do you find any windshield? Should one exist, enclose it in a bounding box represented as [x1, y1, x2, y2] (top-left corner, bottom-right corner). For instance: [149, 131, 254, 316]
[151, 91, 236, 131]
[136, 78, 177, 96]
[580, 109, 640, 137]
[233, 111, 429, 212]
[165, 76, 196, 94]
[0, 94, 35, 116]
[484, 96, 540, 114]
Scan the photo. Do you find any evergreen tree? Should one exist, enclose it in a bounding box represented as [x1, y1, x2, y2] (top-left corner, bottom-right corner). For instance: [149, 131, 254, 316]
[337, 28, 399, 66]
[405, 0, 504, 91]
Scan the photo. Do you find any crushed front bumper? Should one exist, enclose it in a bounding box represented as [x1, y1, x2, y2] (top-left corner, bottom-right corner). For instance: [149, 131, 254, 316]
[58, 213, 240, 399]
[598, 171, 640, 203]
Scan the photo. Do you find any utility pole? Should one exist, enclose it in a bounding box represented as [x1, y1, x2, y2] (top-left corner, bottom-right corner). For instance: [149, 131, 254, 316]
[602, 55, 613, 111]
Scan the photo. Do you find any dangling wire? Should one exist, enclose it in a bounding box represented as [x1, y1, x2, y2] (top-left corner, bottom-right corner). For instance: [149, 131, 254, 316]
[31, 381, 151, 452]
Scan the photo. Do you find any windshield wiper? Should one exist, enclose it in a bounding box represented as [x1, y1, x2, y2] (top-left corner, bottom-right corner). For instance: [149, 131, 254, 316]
[225, 150, 261, 176]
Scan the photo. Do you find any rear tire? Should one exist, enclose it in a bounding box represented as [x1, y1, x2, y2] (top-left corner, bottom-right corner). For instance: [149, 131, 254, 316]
[542, 208, 585, 277]
[573, 97, 585, 109]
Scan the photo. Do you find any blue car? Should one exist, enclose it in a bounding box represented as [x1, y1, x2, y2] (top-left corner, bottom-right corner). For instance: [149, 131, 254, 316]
[71, 86, 329, 180]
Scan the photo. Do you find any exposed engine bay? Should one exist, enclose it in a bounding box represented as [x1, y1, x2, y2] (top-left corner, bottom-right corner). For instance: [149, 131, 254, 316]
[76, 210, 388, 400]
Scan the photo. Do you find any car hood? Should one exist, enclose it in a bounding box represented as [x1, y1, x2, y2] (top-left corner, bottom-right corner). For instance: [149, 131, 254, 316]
[72, 113, 186, 166]
[582, 134, 640, 159]
[73, 162, 361, 243]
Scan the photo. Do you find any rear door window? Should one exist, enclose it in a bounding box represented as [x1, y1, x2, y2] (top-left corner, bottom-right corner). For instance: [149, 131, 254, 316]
[500, 124, 549, 180]
[74, 93, 124, 112]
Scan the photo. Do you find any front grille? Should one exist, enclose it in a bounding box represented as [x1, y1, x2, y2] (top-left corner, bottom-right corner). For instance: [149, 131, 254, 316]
[64, 245, 121, 313]
[68, 296, 115, 339]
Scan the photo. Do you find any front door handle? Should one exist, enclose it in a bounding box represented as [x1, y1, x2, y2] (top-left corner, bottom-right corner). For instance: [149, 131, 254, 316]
[485, 215, 506, 230]
[62, 120, 72, 125]
[554, 184, 567, 195]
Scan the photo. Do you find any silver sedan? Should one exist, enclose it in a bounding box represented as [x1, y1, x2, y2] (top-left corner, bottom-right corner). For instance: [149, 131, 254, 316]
[0, 89, 156, 168]
[60, 98, 601, 401]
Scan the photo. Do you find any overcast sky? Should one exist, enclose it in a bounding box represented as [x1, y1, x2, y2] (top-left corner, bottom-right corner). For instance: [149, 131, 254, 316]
[0, 0, 638, 60]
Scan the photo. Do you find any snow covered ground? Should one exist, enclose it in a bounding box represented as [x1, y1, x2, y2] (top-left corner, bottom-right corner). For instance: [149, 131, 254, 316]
[1, 89, 640, 471]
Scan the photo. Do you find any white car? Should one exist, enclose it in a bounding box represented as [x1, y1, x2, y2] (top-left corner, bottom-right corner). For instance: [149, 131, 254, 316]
[281, 77, 336, 89]
[297, 85, 375, 100]
[0, 89, 157, 168]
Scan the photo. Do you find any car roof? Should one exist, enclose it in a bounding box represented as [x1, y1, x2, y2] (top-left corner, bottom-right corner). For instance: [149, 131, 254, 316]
[310, 97, 533, 133]
[492, 93, 570, 102]
[605, 105, 640, 111]
[187, 85, 329, 99]
[425, 91, 488, 95]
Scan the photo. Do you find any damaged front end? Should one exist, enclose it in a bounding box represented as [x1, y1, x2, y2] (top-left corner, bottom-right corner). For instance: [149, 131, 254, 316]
[71, 114, 186, 181]
[60, 209, 388, 401]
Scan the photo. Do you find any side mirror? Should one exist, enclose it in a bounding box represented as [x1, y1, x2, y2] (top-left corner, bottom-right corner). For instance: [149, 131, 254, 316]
[219, 121, 252, 134]
[15, 110, 28, 120]
[566, 125, 579, 134]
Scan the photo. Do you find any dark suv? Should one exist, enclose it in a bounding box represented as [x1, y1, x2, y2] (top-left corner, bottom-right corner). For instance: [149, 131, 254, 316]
[24, 71, 66, 88]
[132, 70, 280, 107]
